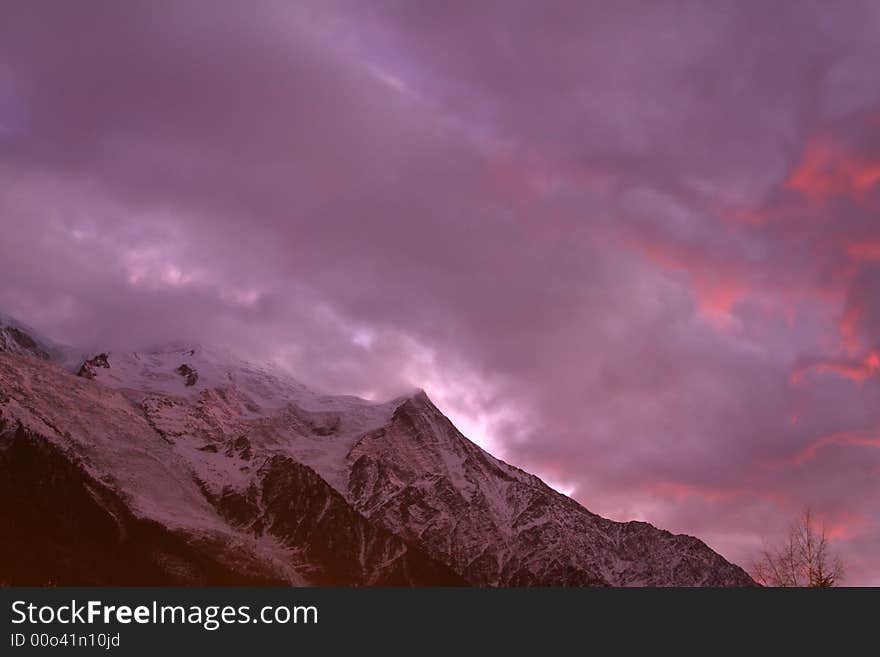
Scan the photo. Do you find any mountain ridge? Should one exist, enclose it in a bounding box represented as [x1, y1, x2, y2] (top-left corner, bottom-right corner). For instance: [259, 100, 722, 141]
[0, 313, 756, 586]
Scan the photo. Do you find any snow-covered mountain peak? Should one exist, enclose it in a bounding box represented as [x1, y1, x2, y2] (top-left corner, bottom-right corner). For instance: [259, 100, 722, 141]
[0, 311, 756, 586]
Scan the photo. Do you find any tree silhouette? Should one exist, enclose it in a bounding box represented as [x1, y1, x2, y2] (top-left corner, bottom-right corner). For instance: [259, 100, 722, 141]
[752, 508, 845, 587]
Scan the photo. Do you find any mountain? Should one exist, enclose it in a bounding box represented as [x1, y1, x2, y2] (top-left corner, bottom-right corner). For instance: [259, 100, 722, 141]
[0, 315, 755, 586]
[0, 313, 67, 361]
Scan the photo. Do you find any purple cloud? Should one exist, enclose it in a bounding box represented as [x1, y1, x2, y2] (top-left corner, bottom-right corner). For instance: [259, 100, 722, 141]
[1, 0, 879, 582]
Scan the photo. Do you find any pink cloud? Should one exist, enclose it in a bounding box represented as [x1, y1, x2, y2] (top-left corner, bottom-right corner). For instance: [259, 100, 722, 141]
[2, 0, 880, 584]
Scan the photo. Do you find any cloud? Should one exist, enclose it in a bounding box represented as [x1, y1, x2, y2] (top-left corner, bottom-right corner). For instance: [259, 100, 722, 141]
[1, 0, 880, 583]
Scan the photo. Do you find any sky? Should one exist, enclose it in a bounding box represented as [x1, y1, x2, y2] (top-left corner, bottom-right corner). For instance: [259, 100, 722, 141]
[1, 0, 879, 584]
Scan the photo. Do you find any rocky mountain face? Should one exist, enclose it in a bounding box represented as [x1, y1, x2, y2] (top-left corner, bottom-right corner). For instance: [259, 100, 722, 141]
[0, 315, 57, 360]
[0, 315, 755, 586]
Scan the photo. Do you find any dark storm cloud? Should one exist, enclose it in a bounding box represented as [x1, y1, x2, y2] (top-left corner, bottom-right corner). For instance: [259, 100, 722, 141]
[1, 1, 879, 582]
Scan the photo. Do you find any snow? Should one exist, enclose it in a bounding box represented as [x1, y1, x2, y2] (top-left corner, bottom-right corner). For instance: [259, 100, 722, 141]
[76, 343, 406, 494]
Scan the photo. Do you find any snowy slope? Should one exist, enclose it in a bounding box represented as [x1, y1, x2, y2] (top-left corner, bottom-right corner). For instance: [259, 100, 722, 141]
[0, 313, 65, 361]
[0, 316, 755, 586]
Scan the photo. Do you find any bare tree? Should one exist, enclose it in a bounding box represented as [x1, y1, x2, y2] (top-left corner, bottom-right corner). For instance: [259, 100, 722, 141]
[752, 508, 845, 587]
